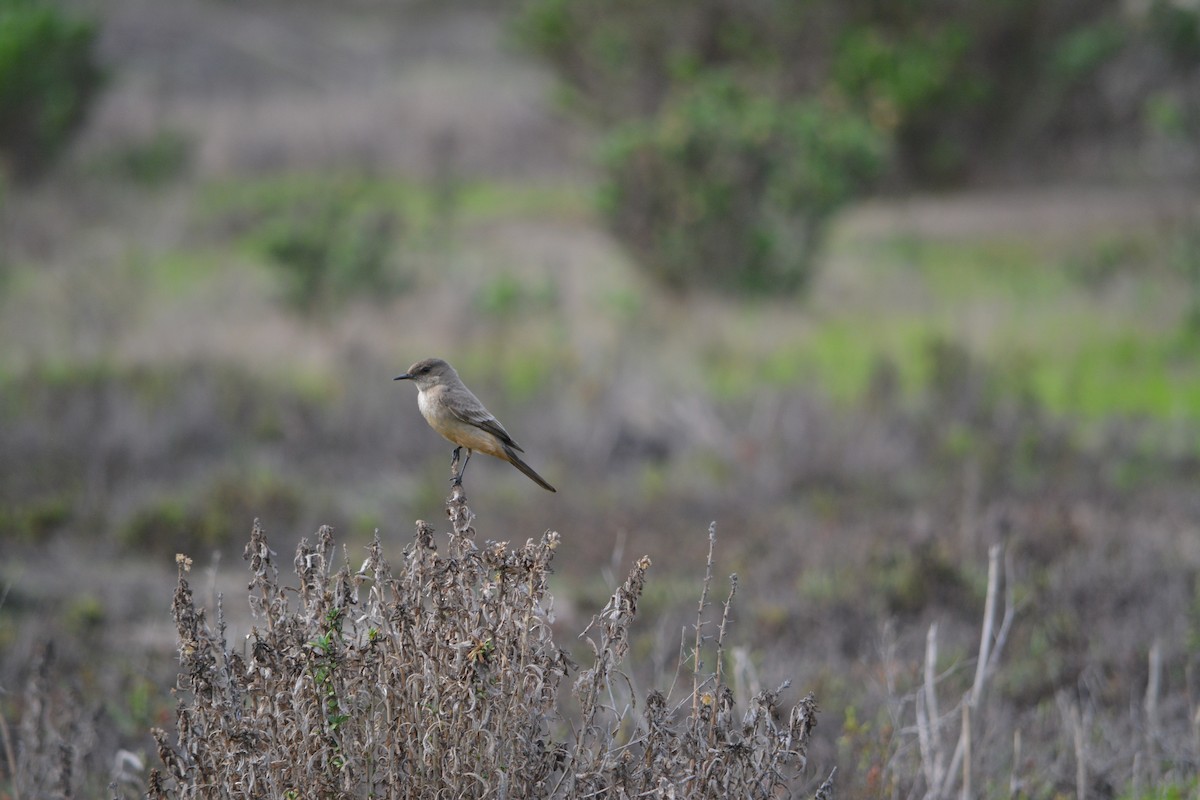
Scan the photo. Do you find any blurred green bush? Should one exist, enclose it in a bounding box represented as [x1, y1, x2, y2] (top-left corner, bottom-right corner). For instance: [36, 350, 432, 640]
[96, 129, 193, 187]
[120, 472, 304, 556]
[216, 177, 408, 314]
[0, 0, 104, 183]
[599, 75, 885, 294]
[517, 0, 1193, 296]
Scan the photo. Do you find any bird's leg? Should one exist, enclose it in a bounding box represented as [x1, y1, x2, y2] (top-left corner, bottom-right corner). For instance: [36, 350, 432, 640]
[451, 447, 473, 486]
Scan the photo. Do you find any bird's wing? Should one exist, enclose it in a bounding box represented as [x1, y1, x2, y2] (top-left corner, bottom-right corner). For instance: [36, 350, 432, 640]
[448, 390, 525, 452]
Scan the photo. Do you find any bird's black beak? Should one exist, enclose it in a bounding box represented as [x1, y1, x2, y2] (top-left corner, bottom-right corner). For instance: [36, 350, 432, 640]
[394, 373, 411, 381]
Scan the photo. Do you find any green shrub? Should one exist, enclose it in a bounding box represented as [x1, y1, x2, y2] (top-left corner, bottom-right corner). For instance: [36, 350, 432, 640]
[0, 495, 72, 542]
[830, 18, 988, 182]
[517, 0, 1178, 194]
[0, 0, 104, 183]
[1148, 0, 1200, 63]
[831, 21, 981, 126]
[220, 177, 407, 314]
[258, 187, 402, 313]
[1171, 225, 1200, 337]
[63, 593, 105, 635]
[1049, 21, 1127, 83]
[473, 271, 558, 318]
[872, 541, 973, 616]
[120, 473, 304, 556]
[515, 0, 813, 122]
[97, 129, 192, 187]
[600, 75, 886, 295]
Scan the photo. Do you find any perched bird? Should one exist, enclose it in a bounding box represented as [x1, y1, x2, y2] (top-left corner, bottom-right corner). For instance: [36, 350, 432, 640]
[394, 358, 557, 492]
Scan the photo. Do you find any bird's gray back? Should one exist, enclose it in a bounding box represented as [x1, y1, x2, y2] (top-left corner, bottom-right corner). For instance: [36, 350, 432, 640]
[442, 381, 521, 451]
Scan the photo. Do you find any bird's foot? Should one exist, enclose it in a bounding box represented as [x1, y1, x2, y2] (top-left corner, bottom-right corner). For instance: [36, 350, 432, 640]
[449, 448, 472, 487]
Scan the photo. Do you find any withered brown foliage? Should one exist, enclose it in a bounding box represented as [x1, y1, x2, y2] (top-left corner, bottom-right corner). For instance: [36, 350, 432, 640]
[146, 486, 821, 799]
[0, 644, 102, 800]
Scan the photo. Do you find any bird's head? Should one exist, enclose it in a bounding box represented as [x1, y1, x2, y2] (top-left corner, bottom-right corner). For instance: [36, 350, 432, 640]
[394, 358, 456, 391]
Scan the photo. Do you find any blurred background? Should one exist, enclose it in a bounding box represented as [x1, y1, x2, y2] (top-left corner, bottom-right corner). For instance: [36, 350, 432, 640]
[2, 0, 1199, 795]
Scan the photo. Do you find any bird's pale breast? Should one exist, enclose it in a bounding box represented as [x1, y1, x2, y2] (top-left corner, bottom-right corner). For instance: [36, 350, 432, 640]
[418, 387, 506, 458]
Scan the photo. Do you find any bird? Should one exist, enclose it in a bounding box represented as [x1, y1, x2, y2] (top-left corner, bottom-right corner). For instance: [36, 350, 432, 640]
[394, 358, 557, 492]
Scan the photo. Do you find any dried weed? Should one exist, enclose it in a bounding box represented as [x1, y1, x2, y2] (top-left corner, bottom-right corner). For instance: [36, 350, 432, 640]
[145, 486, 820, 798]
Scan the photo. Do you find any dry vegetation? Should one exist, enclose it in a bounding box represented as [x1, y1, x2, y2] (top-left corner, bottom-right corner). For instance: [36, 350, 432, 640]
[2, 1, 1200, 799]
[5, 478, 826, 798]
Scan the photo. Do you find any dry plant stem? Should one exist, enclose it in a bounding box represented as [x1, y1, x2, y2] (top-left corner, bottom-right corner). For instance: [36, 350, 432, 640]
[918, 622, 945, 792]
[446, 452, 476, 553]
[916, 684, 933, 790]
[813, 766, 837, 800]
[959, 702, 971, 800]
[1193, 705, 1200, 775]
[244, 520, 280, 633]
[995, 548, 1016, 672]
[0, 705, 19, 800]
[714, 572, 738, 730]
[1144, 639, 1162, 786]
[929, 542, 1012, 800]
[1010, 729, 1022, 799]
[0, 585, 14, 798]
[692, 522, 717, 720]
[1068, 698, 1087, 800]
[12, 643, 97, 799]
[571, 555, 653, 779]
[970, 544, 1002, 704]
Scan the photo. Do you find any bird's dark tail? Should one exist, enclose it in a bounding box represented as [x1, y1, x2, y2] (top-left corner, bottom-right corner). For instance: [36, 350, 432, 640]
[503, 445, 557, 492]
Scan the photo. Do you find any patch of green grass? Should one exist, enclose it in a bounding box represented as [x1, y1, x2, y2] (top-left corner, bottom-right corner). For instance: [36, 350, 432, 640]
[0, 495, 72, 542]
[473, 272, 558, 319]
[703, 229, 1200, 425]
[908, 238, 1072, 301]
[453, 181, 591, 221]
[704, 316, 938, 403]
[201, 174, 587, 315]
[745, 310, 1200, 422]
[88, 129, 192, 187]
[795, 566, 855, 606]
[1119, 780, 1200, 800]
[601, 287, 645, 321]
[871, 541, 977, 617]
[797, 320, 936, 403]
[637, 461, 669, 501]
[109, 671, 168, 738]
[0, 355, 119, 392]
[278, 365, 342, 407]
[1028, 332, 1200, 419]
[501, 353, 556, 399]
[202, 173, 423, 223]
[140, 250, 244, 299]
[63, 594, 105, 635]
[1066, 234, 1156, 288]
[227, 180, 408, 313]
[203, 174, 590, 235]
[120, 470, 305, 556]
[455, 340, 570, 402]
